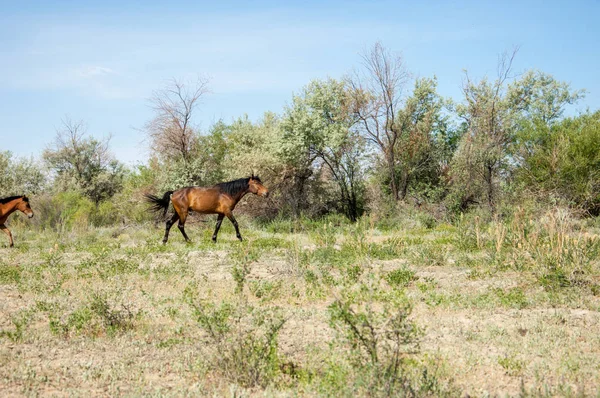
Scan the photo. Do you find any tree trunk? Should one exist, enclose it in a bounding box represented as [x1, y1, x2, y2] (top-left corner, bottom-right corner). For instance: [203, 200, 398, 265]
[387, 152, 399, 201]
[485, 162, 495, 214]
[399, 170, 410, 201]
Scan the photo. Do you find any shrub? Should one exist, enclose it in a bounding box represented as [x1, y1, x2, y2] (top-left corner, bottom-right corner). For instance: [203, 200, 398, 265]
[185, 290, 287, 388]
[49, 293, 135, 338]
[328, 290, 436, 396]
[517, 111, 600, 216]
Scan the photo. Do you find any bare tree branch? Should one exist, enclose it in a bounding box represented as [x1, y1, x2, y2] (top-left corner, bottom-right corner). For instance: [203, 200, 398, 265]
[145, 76, 211, 162]
[347, 42, 410, 200]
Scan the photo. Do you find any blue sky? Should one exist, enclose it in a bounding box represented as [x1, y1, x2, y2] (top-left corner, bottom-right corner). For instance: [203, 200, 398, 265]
[1, 0, 598, 164]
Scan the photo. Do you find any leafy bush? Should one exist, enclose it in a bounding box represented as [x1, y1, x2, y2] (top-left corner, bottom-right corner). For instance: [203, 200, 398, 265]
[517, 111, 600, 215]
[327, 289, 444, 396]
[49, 293, 135, 338]
[185, 290, 287, 388]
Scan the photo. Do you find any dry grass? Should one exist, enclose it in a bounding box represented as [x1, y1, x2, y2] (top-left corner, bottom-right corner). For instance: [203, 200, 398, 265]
[1, 210, 599, 396]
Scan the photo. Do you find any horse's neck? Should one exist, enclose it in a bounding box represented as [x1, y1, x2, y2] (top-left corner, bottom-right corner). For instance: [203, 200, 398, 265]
[232, 189, 249, 205]
[0, 200, 19, 218]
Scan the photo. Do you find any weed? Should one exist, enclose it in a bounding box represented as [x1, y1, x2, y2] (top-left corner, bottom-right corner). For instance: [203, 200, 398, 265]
[416, 212, 437, 229]
[384, 268, 416, 288]
[310, 222, 337, 247]
[43, 244, 64, 268]
[49, 293, 135, 337]
[498, 354, 525, 376]
[368, 237, 406, 260]
[495, 287, 529, 309]
[0, 310, 32, 342]
[411, 244, 447, 267]
[232, 263, 251, 294]
[250, 280, 282, 301]
[0, 263, 21, 285]
[89, 293, 135, 334]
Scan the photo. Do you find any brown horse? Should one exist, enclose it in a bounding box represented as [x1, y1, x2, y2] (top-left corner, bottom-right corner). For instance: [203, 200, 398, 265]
[145, 175, 269, 244]
[0, 196, 34, 247]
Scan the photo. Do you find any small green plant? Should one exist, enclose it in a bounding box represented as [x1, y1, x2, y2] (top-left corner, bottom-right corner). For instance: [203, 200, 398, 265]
[89, 293, 135, 334]
[232, 263, 251, 294]
[411, 244, 447, 267]
[250, 280, 282, 301]
[384, 268, 416, 288]
[0, 310, 32, 342]
[43, 244, 64, 268]
[368, 237, 405, 260]
[310, 221, 337, 248]
[0, 264, 21, 285]
[230, 242, 261, 294]
[498, 354, 525, 376]
[454, 214, 480, 251]
[49, 307, 93, 336]
[494, 287, 529, 309]
[416, 212, 437, 230]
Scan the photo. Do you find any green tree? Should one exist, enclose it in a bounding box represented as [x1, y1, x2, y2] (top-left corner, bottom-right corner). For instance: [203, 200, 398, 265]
[449, 52, 585, 214]
[198, 120, 228, 185]
[43, 118, 125, 205]
[392, 77, 450, 201]
[0, 151, 46, 197]
[449, 50, 522, 213]
[510, 70, 585, 167]
[517, 111, 600, 215]
[281, 78, 366, 220]
[508, 69, 585, 125]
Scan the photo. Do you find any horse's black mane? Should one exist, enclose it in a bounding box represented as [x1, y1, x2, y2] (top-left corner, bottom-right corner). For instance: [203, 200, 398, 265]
[216, 176, 261, 197]
[0, 195, 28, 204]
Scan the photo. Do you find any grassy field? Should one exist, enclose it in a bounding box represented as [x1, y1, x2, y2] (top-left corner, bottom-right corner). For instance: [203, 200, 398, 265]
[1, 209, 599, 397]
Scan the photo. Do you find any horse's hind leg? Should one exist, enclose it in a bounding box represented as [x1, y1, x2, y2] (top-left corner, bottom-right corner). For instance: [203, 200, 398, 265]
[212, 214, 225, 243]
[226, 213, 243, 242]
[0, 224, 13, 247]
[176, 209, 191, 243]
[163, 214, 179, 244]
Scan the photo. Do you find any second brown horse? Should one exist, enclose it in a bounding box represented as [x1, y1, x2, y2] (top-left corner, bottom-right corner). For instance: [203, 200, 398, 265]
[145, 175, 269, 244]
[0, 195, 34, 247]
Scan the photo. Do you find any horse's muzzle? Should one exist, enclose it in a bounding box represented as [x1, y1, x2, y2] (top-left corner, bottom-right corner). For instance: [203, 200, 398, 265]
[27, 213, 34, 218]
[263, 192, 269, 198]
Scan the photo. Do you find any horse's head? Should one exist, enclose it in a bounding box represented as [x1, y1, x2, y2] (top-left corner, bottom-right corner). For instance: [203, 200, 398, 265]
[17, 196, 34, 218]
[248, 175, 269, 198]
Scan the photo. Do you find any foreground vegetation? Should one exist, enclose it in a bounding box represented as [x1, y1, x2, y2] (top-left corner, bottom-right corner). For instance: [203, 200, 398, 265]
[2, 42, 599, 396]
[1, 208, 599, 396]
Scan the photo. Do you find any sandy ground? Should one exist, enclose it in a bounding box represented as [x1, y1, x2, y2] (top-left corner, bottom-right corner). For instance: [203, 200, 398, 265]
[1, 226, 599, 396]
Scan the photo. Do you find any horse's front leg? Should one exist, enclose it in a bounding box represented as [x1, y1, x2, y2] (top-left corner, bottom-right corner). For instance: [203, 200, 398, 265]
[226, 213, 243, 242]
[0, 224, 13, 247]
[212, 214, 225, 243]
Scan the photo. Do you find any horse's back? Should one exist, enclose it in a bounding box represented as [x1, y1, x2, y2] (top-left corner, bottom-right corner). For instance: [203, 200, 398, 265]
[174, 186, 229, 214]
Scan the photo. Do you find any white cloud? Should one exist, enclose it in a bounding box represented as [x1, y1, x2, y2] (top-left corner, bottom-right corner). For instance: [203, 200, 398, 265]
[74, 65, 115, 79]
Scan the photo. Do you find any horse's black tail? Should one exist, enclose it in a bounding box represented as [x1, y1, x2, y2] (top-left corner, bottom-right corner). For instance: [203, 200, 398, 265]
[144, 191, 174, 217]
